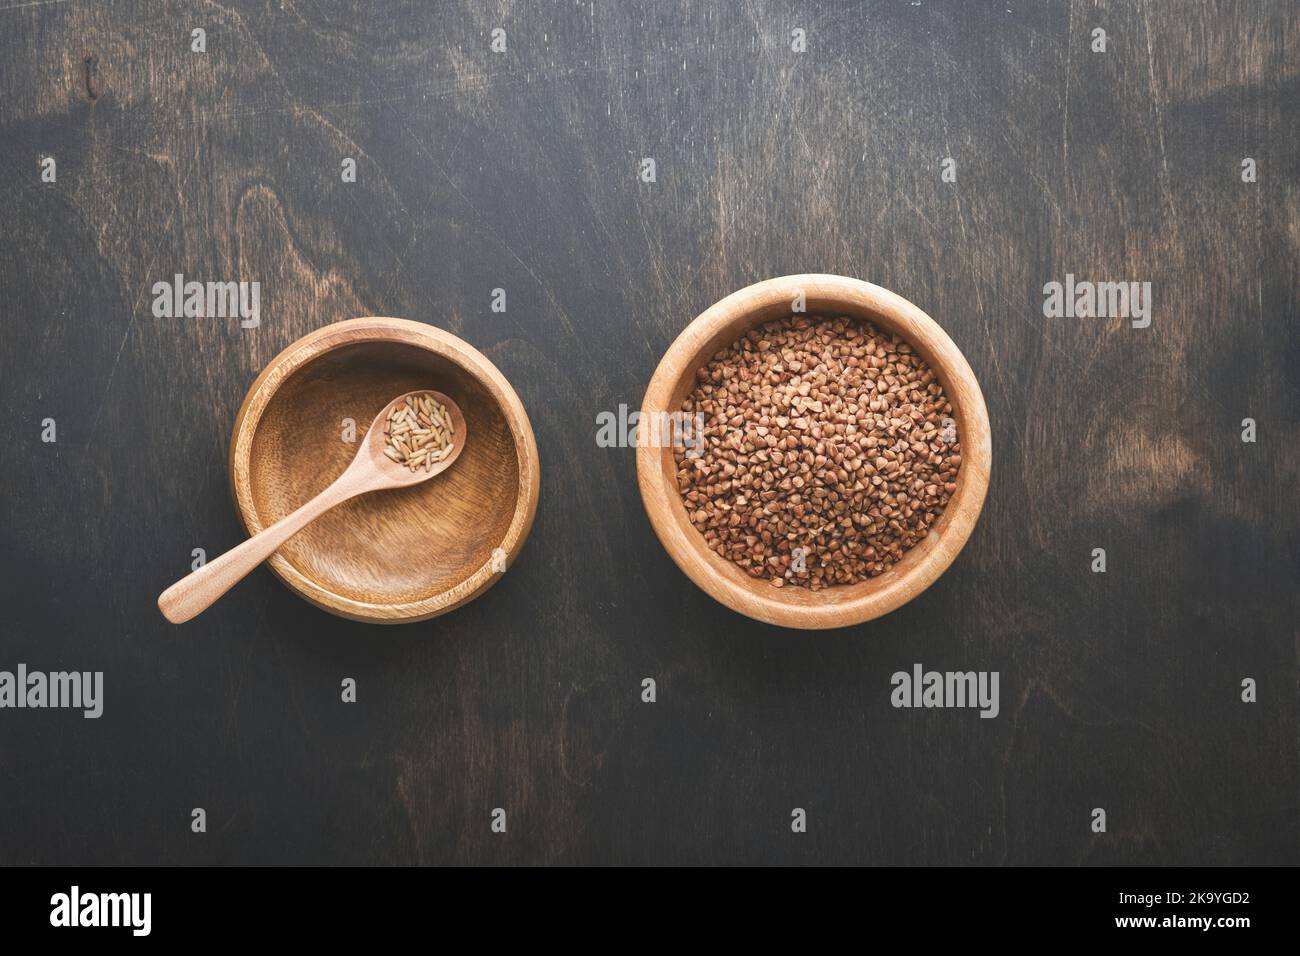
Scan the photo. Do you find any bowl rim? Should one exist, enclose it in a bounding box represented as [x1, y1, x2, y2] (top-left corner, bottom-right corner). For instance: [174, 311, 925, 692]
[636, 274, 991, 630]
[229, 316, 541, 623]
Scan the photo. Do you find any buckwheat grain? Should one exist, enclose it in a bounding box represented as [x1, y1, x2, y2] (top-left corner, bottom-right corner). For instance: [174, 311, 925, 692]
[673, 315, 961, 590]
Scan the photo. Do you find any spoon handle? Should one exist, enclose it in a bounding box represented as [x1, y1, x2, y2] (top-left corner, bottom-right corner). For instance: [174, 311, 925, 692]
[157, 477, 360, 624]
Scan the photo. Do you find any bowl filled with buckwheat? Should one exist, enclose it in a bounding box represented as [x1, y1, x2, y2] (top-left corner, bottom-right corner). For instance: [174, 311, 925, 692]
[636, 274, 991, 629]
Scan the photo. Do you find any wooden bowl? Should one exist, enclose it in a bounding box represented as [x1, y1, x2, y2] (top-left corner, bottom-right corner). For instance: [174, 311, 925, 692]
[637, 275, 991, 630]
[229, 317, 540, 623]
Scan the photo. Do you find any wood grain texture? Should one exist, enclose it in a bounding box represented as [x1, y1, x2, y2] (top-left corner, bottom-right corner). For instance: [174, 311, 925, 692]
[638, 274, 991, 629]
[0, 1, 1296, 865]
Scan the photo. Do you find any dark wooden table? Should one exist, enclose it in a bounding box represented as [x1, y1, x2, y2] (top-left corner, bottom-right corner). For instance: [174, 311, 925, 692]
[1, 1, 1295, 865]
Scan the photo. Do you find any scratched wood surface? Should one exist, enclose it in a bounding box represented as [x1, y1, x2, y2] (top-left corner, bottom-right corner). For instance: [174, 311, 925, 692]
[0, 1, 1296, 865]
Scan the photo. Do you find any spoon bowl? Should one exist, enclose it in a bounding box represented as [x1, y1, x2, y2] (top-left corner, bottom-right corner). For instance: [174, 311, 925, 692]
[366, 389, 468, 487]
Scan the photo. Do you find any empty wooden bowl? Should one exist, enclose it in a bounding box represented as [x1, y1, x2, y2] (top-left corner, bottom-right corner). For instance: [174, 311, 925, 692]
[637, 274, 991, 630]
[229, 317, 540, 623]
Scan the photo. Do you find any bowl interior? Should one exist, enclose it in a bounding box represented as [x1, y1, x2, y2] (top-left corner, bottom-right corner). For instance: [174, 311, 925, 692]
[245, 340, 520, 607]
[652, 287, 981, 616]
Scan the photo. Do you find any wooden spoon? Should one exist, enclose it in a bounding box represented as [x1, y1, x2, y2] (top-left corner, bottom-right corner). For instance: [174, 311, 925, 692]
[158, 389, 467, 624]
